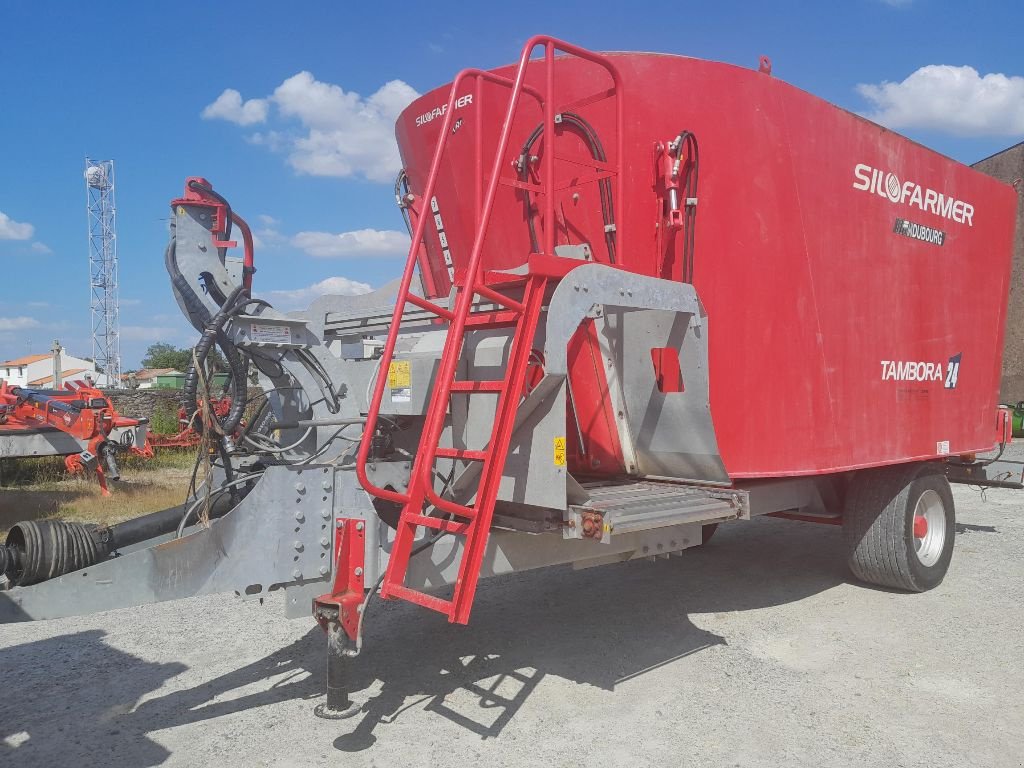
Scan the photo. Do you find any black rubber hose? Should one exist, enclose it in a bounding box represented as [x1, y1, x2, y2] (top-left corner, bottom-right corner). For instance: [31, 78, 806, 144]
[214, 328, 249, 434]
[183, 284, 247, 430]
[187, 179, 233, 240]
[165, 236, 212, 327]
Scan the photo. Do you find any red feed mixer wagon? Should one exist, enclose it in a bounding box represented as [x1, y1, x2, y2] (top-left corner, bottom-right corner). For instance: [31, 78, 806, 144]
[0, 36, 1018, 717]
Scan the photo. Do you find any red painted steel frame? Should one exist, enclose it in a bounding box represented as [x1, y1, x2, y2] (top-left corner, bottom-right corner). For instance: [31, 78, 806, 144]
[356, 37, 621, 504]
[314, 518, 366, 641]
[356, 36, 623, 625]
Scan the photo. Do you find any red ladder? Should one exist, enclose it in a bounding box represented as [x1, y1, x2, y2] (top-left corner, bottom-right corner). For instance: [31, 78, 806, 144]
[356, 36, 623, 625]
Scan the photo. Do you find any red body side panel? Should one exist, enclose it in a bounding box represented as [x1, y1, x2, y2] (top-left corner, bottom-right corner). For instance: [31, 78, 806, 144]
[395, 53, 1017, 479]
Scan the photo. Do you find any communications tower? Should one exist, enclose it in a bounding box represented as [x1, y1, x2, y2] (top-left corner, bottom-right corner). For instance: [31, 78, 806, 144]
[85, 158, 120, 387]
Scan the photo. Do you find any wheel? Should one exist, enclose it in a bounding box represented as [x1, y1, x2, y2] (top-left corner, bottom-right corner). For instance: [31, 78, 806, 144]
[701, 523, 719, 545]
[842, 463, 954, 592]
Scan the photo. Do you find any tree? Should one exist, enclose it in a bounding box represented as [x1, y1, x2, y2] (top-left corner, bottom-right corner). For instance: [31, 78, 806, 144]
[141, 343, 226, 372]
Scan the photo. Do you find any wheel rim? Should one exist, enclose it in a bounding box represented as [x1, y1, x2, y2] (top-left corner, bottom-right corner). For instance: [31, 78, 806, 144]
[912, 489, 946, 567]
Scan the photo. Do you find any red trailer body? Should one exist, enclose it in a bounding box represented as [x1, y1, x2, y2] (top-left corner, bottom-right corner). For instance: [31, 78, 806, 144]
[396, 53, 1017, 480]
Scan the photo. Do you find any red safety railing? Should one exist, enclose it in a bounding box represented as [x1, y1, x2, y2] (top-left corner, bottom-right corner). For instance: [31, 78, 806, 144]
[355, 35, 623, 623]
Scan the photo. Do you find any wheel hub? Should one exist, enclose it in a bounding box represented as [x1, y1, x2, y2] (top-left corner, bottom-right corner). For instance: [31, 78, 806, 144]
[912, 489, 946, 567]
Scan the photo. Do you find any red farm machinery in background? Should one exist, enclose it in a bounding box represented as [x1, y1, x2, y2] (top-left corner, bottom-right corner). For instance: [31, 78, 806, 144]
[0, 380, 151, 494]
[1, 36, 1020, 722]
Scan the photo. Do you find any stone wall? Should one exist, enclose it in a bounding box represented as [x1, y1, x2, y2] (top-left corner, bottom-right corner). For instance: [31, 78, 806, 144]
[972, 143, 1024, 402]
[104, 388, 182, 421]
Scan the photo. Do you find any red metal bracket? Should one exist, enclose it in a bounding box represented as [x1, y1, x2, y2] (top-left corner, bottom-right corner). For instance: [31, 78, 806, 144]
[171, 176, 238, 250]
[313, 518, 366, 641]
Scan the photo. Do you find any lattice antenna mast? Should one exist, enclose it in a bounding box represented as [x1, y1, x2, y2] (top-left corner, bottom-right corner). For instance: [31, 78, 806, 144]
[85, 158, 121, 388]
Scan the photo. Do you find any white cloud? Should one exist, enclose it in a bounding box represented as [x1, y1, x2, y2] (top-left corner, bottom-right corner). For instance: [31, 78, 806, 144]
[30, 242, 52, 254]
[265, 276, 373, 309]
[258, 214, 279, 227]
[292, 228, 410, 258]
[207, 73, 419, 182]
[857, 65, 1024, 137]
[201, 88, 269, 126]
[0, 316, 40, 331]
[0, 211, 34, 240]
[272, 73, 419, 181]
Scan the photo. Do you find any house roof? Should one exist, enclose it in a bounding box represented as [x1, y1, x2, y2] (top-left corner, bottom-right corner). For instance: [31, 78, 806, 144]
[1, 353, 50, 367]
[27, 368, 88, 386]
[131, 368, 181, 381]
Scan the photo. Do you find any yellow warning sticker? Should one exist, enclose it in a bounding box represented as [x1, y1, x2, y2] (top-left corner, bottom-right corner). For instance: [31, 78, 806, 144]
[177, 206, 186, 215]
[387, 360, 411, 389]
[553, 436, 567, 466]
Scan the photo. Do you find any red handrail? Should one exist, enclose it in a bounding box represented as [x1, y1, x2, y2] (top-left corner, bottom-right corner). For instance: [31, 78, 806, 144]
[356, 36, 623, 507]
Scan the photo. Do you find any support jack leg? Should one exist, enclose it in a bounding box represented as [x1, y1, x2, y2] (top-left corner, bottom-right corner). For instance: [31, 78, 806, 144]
[314, 620, 361, 720]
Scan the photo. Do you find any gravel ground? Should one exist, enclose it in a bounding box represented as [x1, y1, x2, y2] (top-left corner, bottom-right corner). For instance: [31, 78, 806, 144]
[1, 470, 1022, 767]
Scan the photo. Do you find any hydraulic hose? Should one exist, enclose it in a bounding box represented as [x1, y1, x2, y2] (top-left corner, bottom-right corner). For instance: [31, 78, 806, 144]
[517, 111, 616, 263]
[183, 284, 247, 433]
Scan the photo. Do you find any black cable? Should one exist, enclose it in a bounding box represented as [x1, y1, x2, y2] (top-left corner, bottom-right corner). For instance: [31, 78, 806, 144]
[516, 111, 616, 264]
[668, 131, 699, 283]
[187, 179, 233, 241]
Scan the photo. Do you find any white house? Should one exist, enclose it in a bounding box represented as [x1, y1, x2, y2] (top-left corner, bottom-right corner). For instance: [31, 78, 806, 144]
[0, 352, 103, 388]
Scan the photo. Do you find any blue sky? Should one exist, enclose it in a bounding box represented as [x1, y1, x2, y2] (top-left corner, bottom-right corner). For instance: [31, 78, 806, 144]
[1, 0, 1022, 368]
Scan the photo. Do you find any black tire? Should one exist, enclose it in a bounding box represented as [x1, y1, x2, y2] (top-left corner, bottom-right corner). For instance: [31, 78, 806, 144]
[842, 463, 955, 592]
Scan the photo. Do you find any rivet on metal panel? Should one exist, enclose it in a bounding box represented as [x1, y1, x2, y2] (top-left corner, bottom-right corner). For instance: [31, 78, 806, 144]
[355, 522, 364, 531]
[293, 541, 304, 551]
[322, 481, 332, 491]
[321, 508, 331, 519]
[321, 537, 330, 548]
[294, 511, 305, 522]
[354, 567, 363, 576]
[319, 565, 330, 576]
[295, 482, 306, 493]
[292, 569, 302, 580]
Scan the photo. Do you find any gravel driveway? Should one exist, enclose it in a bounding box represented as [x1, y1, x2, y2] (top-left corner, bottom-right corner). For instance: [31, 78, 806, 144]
[1, 477, 1022, 767]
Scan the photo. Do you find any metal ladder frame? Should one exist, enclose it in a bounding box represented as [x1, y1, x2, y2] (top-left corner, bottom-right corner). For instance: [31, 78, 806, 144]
[356, 35, 623, 624]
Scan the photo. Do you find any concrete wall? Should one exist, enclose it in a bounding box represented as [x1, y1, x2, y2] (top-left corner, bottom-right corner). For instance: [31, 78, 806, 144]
[973, 142, 1024, 402]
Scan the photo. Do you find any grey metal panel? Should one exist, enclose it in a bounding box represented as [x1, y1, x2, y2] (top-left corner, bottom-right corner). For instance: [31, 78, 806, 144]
[565, 481, 747, 542]
[0, 429, 84, 457]
[0, 464, 341, 621]
[608, 305, 729, 484]
[171, 206, 238, 333]
[403, 522, 705, 590]
[543, 263, 728, 485]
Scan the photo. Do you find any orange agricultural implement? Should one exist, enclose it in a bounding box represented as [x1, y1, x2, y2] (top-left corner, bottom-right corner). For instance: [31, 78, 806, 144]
[0, 380, 151, 494]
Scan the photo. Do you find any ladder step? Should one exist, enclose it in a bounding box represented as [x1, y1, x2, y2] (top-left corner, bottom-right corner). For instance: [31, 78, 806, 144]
[464, 310, 521, 328]
[385, 584, 454, 615]
[435, 446, 488, 461]
[450, 380, 504, 393]
[406, 512, 474, 532]
[474, 283, 525, 312]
